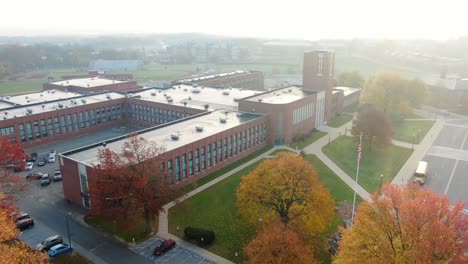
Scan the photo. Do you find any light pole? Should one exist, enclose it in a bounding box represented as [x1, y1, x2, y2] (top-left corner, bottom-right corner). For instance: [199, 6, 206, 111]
[380, 174, 384, 192]
[65, 212, 72, 248]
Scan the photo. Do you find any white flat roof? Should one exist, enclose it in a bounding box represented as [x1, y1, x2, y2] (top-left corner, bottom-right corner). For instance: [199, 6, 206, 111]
[333, 86, 361, 96]
[0, 92, 125, 119]
[50, 77, 126, 88]
[131, 85, 260, 111]
[178, 70, 249, 84]
[245, 86, 309, 104]
[0, 89, 82, 108]
[65, 110, 263, 166]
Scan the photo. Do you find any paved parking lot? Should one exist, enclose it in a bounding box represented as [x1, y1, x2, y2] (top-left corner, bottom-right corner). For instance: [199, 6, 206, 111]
[130, 236, 214, 264]
[424, 118, 468, 209]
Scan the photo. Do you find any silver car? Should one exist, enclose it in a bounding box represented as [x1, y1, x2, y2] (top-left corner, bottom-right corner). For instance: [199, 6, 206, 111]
[36, 235, 63, 251]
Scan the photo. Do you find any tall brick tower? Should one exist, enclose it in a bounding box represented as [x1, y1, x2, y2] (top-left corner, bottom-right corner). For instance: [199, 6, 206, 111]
[302, 51, 335, 122]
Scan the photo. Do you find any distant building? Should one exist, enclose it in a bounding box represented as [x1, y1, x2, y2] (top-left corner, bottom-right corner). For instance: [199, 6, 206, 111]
[426, 78, 468, 107]
[88, 60, 143, 72]
[174, 70, 264, 91]
[44, 77, 141, 93]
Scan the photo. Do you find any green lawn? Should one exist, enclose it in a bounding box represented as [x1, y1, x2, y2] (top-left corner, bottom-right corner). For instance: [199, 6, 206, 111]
[169, 153, 358, 263]
[290, 130, 327, 149]
[169, 162, 261, 262]
[323, 136, 412, 193]
[0, 82, 43, 96]
[84, 215, 158, 244]
[404, 112, 425, 119]
[328, 114, 353, 128]
[393, 120, 434, 144]
[449, 108, 468, 116]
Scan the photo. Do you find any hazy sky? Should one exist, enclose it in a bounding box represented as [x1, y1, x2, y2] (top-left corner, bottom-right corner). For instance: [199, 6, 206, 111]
[2, 0, 467, 40]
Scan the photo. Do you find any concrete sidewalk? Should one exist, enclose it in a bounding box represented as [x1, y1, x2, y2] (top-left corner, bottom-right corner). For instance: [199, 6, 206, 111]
[392, 119, 445, 184]
[303, 122, 371, 200]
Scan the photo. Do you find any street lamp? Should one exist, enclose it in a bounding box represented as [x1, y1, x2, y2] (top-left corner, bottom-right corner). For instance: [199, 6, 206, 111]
[65, 212, 72, 248]
[380, 174, 384, 192]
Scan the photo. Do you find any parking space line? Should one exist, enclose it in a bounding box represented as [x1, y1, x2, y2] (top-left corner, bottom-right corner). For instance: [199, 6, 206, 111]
[444, 159, 459, 195]
[461, 129, 468, 149]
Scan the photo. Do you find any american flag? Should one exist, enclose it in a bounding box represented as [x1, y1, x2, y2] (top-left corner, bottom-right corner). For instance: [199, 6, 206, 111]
[358, 143, 362, 161]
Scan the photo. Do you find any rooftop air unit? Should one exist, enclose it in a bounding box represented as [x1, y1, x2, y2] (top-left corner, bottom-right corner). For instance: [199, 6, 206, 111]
[26, 108, 33, 114]
[195, 126, 204, 132]
[151, 92, 156, 96]
[222, 90, 230, 95]
[170, 134, 179, 140]
[219, 116, 227, 123]
[58, 103, 64, 108]
[106, 94, 111, 99]
[81, 99, 87, 104]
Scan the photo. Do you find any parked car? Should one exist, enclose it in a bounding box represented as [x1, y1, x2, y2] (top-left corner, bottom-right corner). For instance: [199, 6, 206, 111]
[48, 243, 72, 258]
[15, 212, 34, 230]
[36, 235, 63, 251]
[40, 174, 50, 186]
[48, 155, 56, 163]
[26, 172, 43, 180]
[53, 170, 62, 181]
[37, 158, 47, 166]
[25, 162, 34, 171]
[50, 150, 57, 156]
[154, 239, 176, 255]
[28, 152, 38, 162]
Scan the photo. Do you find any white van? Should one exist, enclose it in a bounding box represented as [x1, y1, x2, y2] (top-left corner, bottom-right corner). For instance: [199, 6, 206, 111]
[414, 161, 428, 185]
[48, 153, 56, 163]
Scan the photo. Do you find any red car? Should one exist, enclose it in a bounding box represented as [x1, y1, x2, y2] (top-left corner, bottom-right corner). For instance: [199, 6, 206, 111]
[153, 239, 176, 255]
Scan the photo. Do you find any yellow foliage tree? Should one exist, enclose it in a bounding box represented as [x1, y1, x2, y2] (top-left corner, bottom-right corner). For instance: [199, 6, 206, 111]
[244, 222, 318, 264]
[236, 152, 334, 236]
[0, 193, 49, 264]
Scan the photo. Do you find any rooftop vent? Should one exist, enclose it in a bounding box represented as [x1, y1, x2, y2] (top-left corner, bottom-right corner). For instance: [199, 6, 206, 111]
[288, 88, 292, 92]
[183, 88, 188, 91]
[192, 88, 201, 94]
[204, 104, 209, 110]
[81, 99, 87, 104]
[188, 96, 192, 100]
[58, 103, 64, 108]
[40, 94, 43, 97]
[258, 98, 263, 102]
[195, 126, 204, 132]
[170, 134, 179, 140]
[26, 108, 33, 114]
[222, 90, 230, 95]
[106, 94, 111, 99]
[150, 92, 156, 96]
[219, 116, 227, 123]
[4, 111, 7, 115]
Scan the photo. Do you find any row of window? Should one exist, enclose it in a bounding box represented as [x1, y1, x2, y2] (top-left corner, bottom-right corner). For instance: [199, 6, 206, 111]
[293, 103, 315, 125]
[163, 123, 267, 184]
[127, 104, 190, 124]
[17, 104, 122, 143]
[0, 126, 15, 136]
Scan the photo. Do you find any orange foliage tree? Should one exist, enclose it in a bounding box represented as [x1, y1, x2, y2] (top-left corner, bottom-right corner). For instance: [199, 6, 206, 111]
[0, 192, 48, 263]
[88, 135, 184, 234]
[236, 152, 334, 236]
[244, 222, 317, 264]
[0, 139, 28, 211]
[335, 183, 468, 264]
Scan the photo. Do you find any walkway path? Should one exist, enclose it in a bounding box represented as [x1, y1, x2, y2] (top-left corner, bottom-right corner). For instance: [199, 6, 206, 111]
[157, 146, 284, 264]
[303, 123, 371, 201]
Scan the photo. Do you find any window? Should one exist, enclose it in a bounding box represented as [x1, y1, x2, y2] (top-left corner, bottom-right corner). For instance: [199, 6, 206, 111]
[213, 143, 217, 165]
[96, 108, 101, 124]
[85, 111, 90, 127]
[207, 145, 211, 167]
[167, 159, 173, 184]
[90, 110, 95, 125]
[26, 122, 33, 140]
[0, 126, 15, 136]
[73, 113, 79, 130]
[175, 156, 180, 181]
[234, 134, 237, 155]
[317, 53, 324, 75]
[79, 112, 84, 128]
[41, 120, 47, 137]
[19, 124, 26, 142]
[61, 115, 66, 133]
[218, 140, 222, 162]
[189, 152, 193, 175]
[67, 114, 73, 131]
[224, 138, 228, 159]
[195, 149, 200, 172]
[33, 121, 40, 139]
[201, 147, 206, 170]
[182, 154, 187, 179]
[107, 106, 111, 121]
[229, 136, 233, 157]
[54, 117, 60, 134]
[48, 118, 54, 136]
[111, 106, 116, 120]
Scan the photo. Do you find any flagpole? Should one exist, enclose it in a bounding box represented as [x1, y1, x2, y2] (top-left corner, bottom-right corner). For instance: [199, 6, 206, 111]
[351, 132, 362, 222]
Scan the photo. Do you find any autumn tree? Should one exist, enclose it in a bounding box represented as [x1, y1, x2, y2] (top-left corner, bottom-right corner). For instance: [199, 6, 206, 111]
[244, 222, 317, 264]
[334, 184, 468, 264]
[360, 72, 426, 119]
[336, 71, 365, 88]
[0, 192, 48, 263]
[0, 139, 28, 210]
[350, 104, 393, 150]
[236, 152, 334, 236]
[88, 135, 183, 234]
